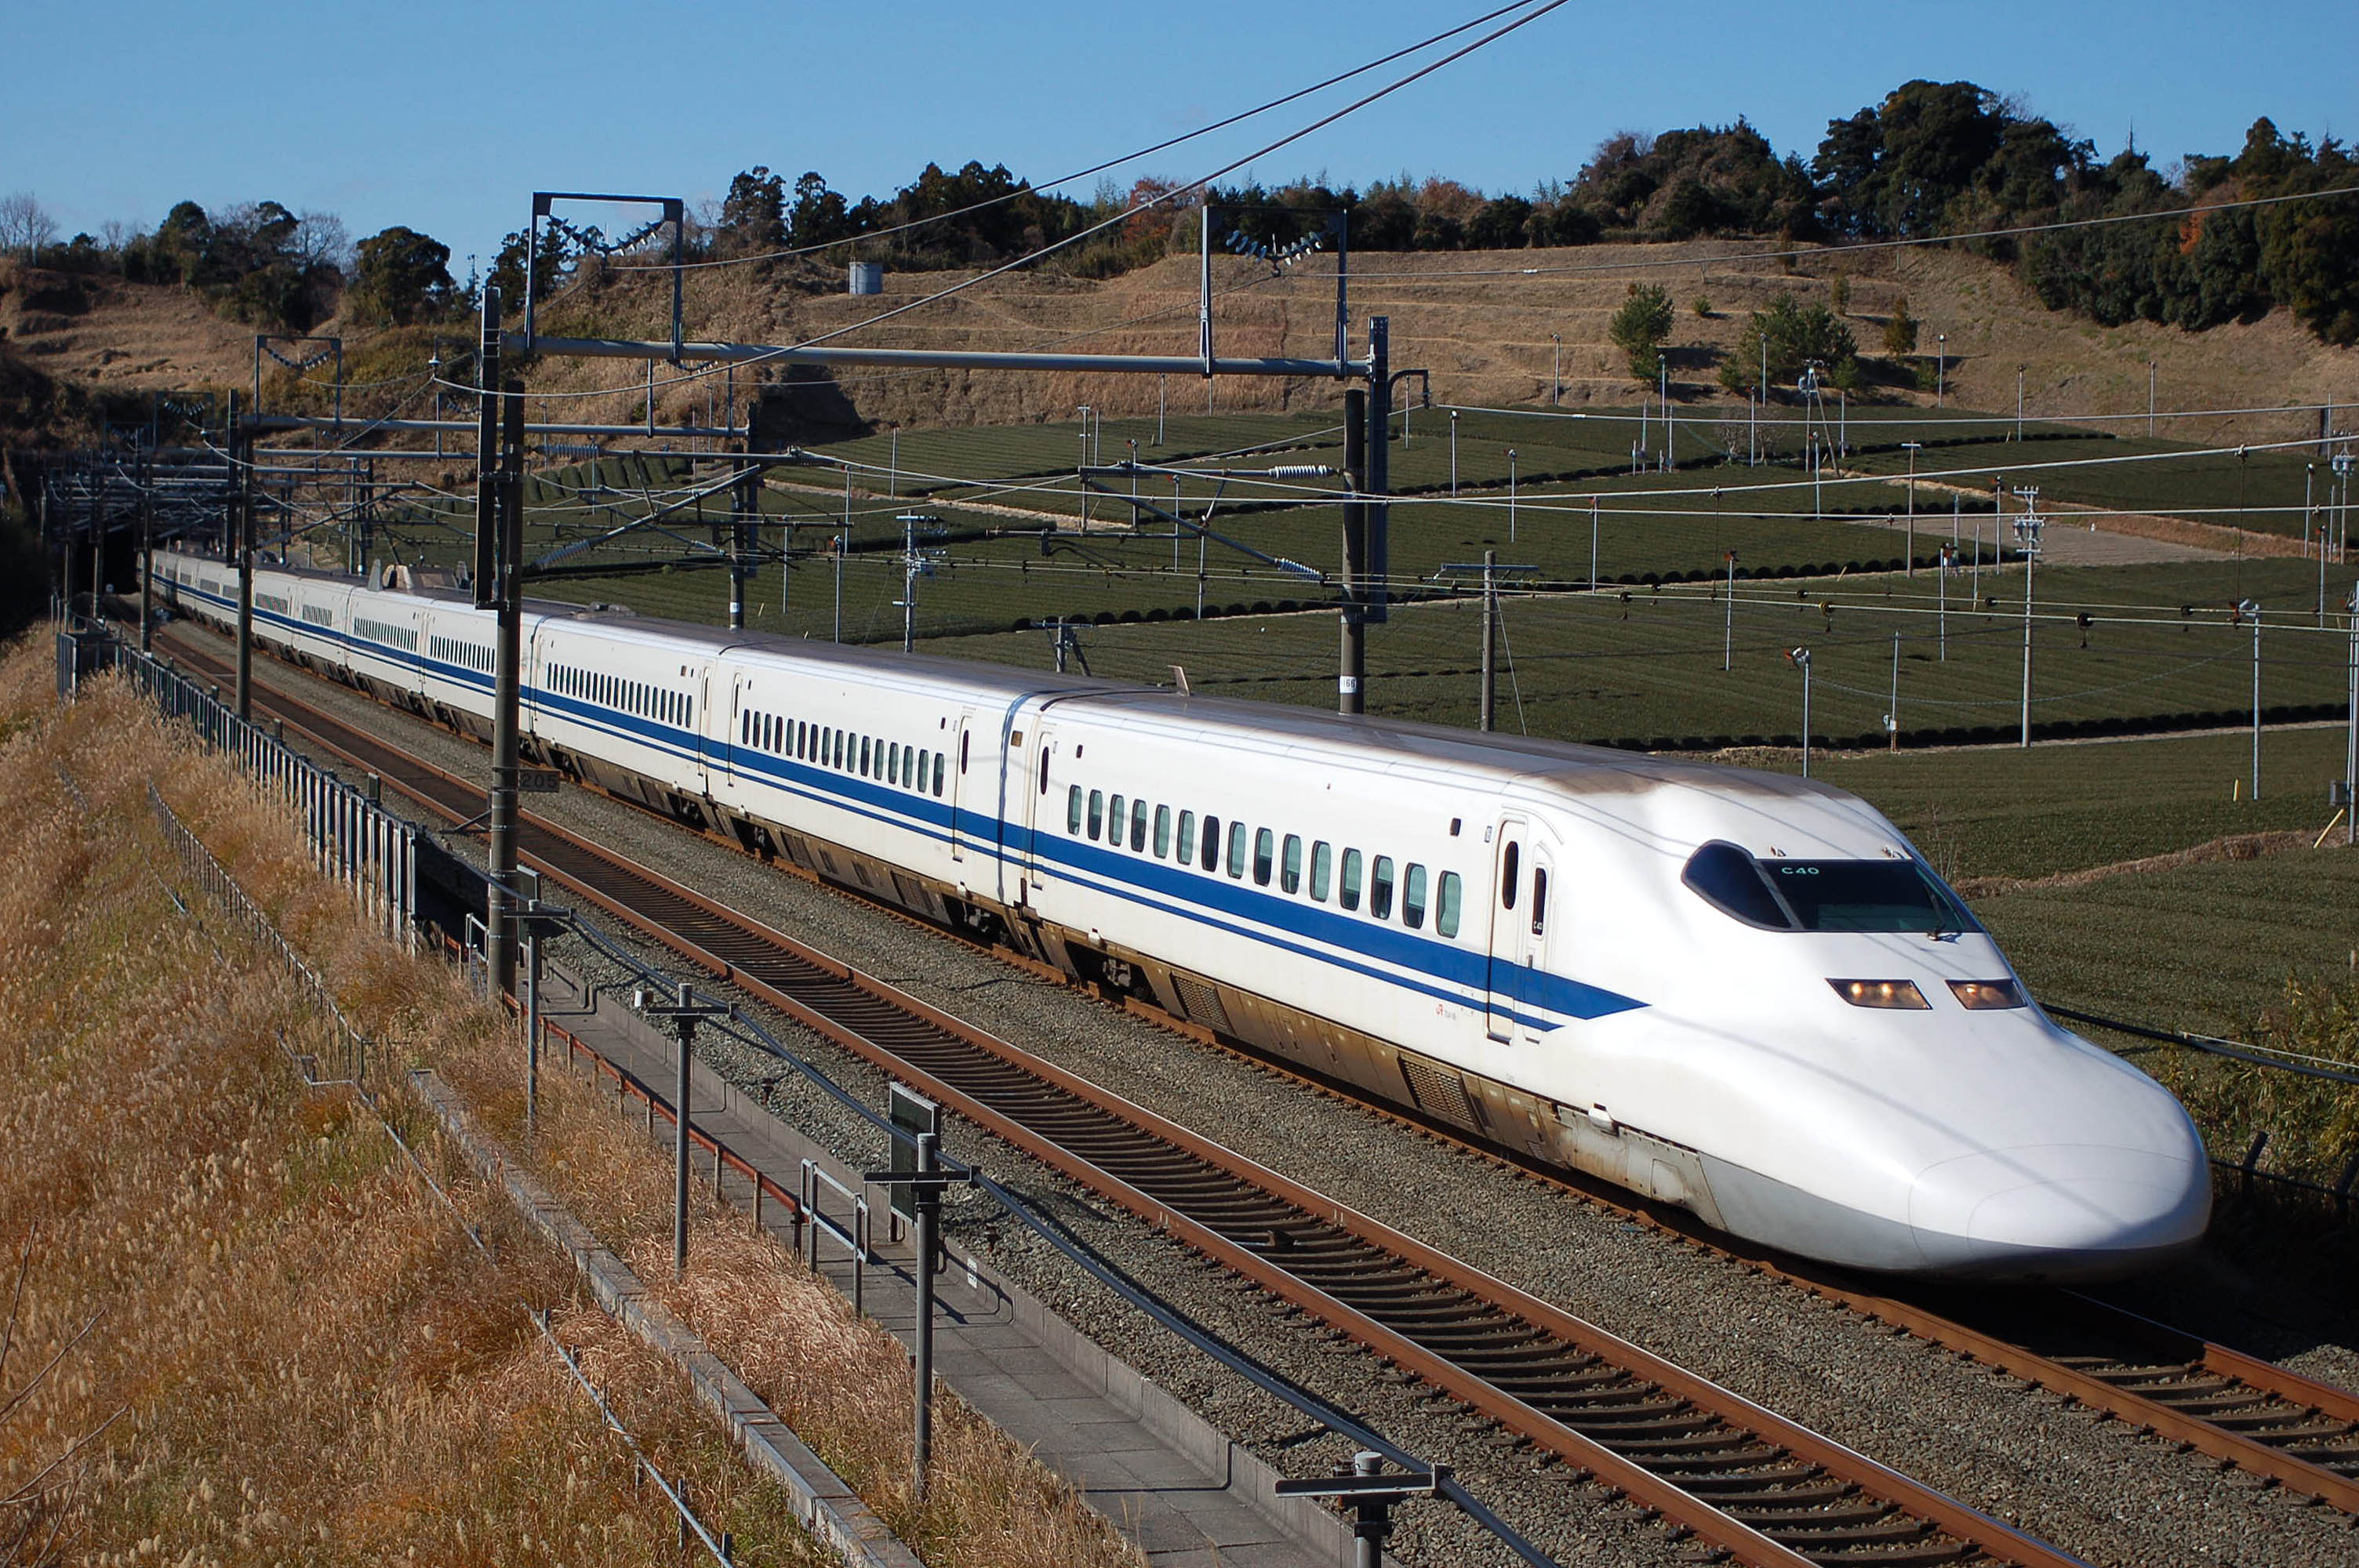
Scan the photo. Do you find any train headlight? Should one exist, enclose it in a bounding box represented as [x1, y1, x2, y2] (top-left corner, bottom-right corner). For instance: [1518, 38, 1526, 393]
[1828, 978, 1929, 1010]
[1946, 978, 2026, 1010]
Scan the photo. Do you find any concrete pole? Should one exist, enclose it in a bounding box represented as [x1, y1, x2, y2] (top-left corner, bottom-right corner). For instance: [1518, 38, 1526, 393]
[1339, 388, 1368, 715]
[1889, 632, 1900, 751]
[1589, 496, 1600, 595]
[487, 380, 525, 1000]
[673, 989, 696, 1279]
[1478, 550, 1496, 733]
[139, 448, 154, 654]
[2020, 543, 2036, 748]
[911, 1130, 942, 1502]
[231, 394, 254, 722]
[2250, 604, 2263, 802]
[2346, 580, 2356, 846]
[1723, 550, 1736, 671]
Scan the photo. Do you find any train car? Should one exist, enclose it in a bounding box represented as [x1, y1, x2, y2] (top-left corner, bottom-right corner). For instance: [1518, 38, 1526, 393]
[147, 547, 2211, 1279]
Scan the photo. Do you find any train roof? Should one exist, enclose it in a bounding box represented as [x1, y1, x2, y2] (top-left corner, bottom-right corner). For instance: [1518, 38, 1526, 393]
[173, 547, 1841, 812]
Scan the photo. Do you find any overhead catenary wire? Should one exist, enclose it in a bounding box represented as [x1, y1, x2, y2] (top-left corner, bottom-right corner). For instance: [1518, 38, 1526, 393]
[602, 0, 1553, 273]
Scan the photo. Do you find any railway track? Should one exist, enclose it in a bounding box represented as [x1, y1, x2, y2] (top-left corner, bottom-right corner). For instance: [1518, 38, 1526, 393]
[157, 628, 2359, 1555]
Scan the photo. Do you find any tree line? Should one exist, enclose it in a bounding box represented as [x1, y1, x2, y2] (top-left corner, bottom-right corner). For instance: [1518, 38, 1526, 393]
[4, 77, 2351, 347]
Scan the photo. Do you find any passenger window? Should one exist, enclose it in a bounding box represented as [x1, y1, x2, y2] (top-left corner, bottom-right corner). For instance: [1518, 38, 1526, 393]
[1501, 841, 1521, 909]
[1067, 786, 1084, 834]
[1280, 835, 1302, 895]
[1531, 868, 1549, 936]
[1403, 864, 1429, 930]
[1310, 842, 1332, 902]
[1088, 789, 1104, 840]
[740, 711, 750, 744]
[1154, 805, 1172, 858]
[860, 736, 872, 777]
[1371, 857, 1397, 920]
[889, 742, 900, 783]
[932, 753, 945, 796]
[1201, 817, 1219, 872]
[1226, 821, 1247, 880]
[1437, 872, 1463, 938]
[834, 731, 846, 770]
[1252, 829, 1274, 887]
[1339, 849, 1364, 911]
[1131, 799, 1148, 853]
[1177, 811, 1195, 864]
[1109, 795, 1126, 845]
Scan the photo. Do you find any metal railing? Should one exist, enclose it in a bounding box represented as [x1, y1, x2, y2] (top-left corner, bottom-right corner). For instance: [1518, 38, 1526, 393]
[95, 634, 421, 952]
[798, 1159, 874, 1315]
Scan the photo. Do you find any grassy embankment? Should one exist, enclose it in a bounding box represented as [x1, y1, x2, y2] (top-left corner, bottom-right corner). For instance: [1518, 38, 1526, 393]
[0, 641, 1140, 1568]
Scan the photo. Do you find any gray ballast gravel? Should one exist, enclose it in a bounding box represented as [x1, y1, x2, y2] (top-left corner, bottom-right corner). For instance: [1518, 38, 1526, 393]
[209, 631, 2359, 1568]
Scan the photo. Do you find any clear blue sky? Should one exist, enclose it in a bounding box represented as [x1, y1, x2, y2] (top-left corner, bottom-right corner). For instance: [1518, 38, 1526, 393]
[7, 1, 2353, 274]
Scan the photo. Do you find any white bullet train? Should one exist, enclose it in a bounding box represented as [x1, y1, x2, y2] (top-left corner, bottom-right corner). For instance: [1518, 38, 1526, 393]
[151, 547, 2211, 1279]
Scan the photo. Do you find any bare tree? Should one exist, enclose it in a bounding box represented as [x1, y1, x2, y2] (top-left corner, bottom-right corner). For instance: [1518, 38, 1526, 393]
[0, 194, 58, 263]
[288, 210, 351, 274]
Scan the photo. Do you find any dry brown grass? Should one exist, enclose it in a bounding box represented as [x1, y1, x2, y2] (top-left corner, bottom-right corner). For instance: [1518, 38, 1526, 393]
[0, 637, 1142, 1567]
[0, 645, 820, 1566]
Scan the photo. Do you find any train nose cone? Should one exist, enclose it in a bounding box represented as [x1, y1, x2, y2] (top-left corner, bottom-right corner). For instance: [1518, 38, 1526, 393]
[1906, 1143, 2210, 1278]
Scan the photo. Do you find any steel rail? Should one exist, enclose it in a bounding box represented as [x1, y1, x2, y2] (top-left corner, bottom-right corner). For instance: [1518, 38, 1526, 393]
[153, 630, 2092, 1568]
[154, 623, 2359, 1517]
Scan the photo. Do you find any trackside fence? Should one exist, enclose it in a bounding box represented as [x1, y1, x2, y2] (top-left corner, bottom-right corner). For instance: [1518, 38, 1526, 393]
[81, 633, 420, 952]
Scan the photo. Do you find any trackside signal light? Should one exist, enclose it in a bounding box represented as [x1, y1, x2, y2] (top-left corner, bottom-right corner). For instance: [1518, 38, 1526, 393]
[1829, 978, 1929, 1010]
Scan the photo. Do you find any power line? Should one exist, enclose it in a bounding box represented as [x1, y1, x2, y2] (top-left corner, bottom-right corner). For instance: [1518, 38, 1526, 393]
[605, 1, 1552, 273]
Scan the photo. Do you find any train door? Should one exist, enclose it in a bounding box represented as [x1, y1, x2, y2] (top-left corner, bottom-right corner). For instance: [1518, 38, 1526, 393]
[1017, 724, 1057, 905]
[1485, 818, 1553, 1043]
[948, 711, 975, 867]
[725, 673, 747, 786]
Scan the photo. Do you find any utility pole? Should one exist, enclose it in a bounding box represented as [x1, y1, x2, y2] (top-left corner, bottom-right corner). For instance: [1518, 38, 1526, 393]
[2149, 359, 2157, 436]
[1788, 647, 1812, 778]
[1550, 333, 1561, 405]
[1936, 333, 1946, 406]
[1448, 408, 1459, 496]
[2013, 488, 2043, 747]
[638, 982, 727, 1279]
[1339, 388, 1368, 715]
[729, 425, 753, 631]
[1588, 495, 1601, 594]
[1274, 1454, 1447, 1568]
[836, 468, 849, 642]
[1441, 551, 1534, 731]
[473, 284, 525, 1000]
[1479, 550, 1497, 731]
[2016, 365, 2026, 441]
[2346, 580, 2356, 846]
[1723, 550, 1737, 671]
[138, 445, 154, 653]
[1887, 631, 1901, 750]
[897, 512, 941, 654]
[1937, 543, 1954, 659]
[2241, 599, 2263, 800]
[1902, 441, 1921, 576]
[1507, 448, 1518, 543]
[231, 392, 254, 721]
[860, 1128, 975, 1504]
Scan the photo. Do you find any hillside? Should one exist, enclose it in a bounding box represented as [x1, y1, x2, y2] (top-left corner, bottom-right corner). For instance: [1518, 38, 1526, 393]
[5, 238, 2356, 446]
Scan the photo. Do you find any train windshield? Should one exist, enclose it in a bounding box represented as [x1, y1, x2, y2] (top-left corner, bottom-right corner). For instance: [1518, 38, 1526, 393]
[1683, 843, 1978, 935]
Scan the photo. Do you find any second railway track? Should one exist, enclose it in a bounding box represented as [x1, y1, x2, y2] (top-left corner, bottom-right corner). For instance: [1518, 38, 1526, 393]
[159, 628, 2359, 1561]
